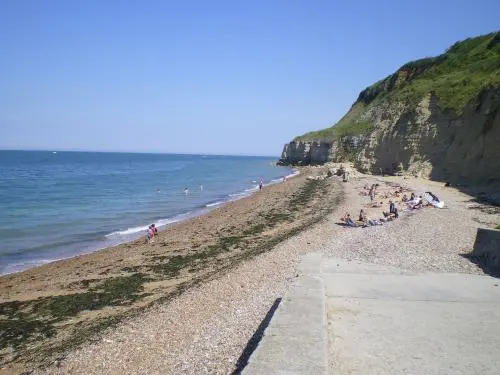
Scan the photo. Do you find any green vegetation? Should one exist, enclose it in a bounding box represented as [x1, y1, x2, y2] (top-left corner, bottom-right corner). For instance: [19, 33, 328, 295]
[295, 31, 500, 142]
[495, 224, 500, 230]
[366, 31, 500, 112]
[295, 102, 372, 141]
[0, 274, 148, 350]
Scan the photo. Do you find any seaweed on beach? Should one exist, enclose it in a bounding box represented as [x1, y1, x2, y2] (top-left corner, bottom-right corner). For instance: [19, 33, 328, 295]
[0, 273, 150, 354]
[1, 175, 343, 371]
[288, 179, 324, 211]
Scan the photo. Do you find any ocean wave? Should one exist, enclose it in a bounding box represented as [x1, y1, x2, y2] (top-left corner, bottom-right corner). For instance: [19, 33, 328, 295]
[228, 192, 249, 198]
[1, 258, 58, 276]
[206, 201, 225, 207]
[106, 225, 150, 237]
[105, 217, 181, 237]
[245, 185, 259, 192]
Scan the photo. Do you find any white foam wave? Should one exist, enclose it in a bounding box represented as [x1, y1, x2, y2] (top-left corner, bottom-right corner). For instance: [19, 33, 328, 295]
[156, 217, 181, 227]
[106, 217, 181, 238]
[106, 225, 150, 237]
[1, 258, 58, 276]
[229, 192, 248, 198]
[206, 201, 225, 207]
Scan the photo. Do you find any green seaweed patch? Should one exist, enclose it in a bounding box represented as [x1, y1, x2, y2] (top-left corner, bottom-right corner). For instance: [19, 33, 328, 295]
[149, 255, 191, 277]
[263, 211, 293, 225]
[0, 274, 150, 352]
[66, 278, 101, 291]
[219, 235, 244, 247]
[0, 313, 56, 350]
[243, 224, 266, 236]
[288, 179, 324, 211]
[32, 273, 149, 320]
[121, 266, 141, 273]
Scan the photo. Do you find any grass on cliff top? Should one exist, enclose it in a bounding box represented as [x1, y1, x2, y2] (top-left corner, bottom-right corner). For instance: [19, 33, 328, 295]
[366, 31, 500, 112]
[294, 102, 372, 142]
[294, 31, 500, 142]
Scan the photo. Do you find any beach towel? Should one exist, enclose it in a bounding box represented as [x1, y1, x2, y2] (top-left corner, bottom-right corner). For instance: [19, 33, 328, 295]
[423, 192, 445, 208]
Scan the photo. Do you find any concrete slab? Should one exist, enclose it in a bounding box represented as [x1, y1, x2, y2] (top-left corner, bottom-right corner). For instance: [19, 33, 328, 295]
[242, 255, 500, 374]
[324, 257, 500, 375]
[242, 256, 328, 375]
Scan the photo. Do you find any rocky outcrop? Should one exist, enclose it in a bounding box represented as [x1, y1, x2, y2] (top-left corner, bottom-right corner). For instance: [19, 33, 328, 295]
[279, 32, 500, 186]
[356, 89, 500, 184]
[277, 136, 369, 166]
[279, 88, 500, 184]
[278, 141, 333, 165]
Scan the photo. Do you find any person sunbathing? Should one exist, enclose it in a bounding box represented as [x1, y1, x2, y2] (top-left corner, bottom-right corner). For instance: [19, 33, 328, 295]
[359, 209, 383, 226]
[409, 195, 423, 209]
[341, 213, 359, 227]
[383, 200, 399, 218]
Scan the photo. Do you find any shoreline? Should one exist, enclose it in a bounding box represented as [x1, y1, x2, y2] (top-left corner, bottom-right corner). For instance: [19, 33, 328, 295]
[2, 166, 497, 374]
[0, 167, 335, 373]
[28, 171, 498, 375]
[0, 169, 299, 277]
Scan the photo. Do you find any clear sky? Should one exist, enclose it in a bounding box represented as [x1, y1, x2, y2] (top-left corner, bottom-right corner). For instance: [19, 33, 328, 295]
[1, 0, 499, 156]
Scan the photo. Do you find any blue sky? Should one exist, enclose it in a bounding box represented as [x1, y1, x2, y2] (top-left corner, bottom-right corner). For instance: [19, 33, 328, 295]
[1, 0, 499, 156]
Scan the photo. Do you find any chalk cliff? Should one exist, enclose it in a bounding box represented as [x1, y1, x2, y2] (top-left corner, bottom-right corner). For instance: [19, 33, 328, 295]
[278, 32, 500, 185]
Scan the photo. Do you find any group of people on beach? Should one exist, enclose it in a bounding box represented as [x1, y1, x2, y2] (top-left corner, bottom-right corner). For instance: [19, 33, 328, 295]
[146, 224, 158, 243]
[341, 183, 443, 228]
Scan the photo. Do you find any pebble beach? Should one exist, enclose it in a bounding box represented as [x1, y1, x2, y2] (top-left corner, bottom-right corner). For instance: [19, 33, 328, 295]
[1, 167, 498, 375]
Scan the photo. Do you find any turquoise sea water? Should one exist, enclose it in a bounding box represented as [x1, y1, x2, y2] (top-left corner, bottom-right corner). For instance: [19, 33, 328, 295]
[0, 150, 294, 275]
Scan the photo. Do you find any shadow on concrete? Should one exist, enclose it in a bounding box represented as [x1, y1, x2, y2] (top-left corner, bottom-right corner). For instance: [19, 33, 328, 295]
[460, 253, 500, 278]
[231, 297, 282, 375]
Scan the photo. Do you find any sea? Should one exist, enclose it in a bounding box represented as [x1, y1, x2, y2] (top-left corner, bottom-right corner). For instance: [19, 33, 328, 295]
[0, 150, 295, 275]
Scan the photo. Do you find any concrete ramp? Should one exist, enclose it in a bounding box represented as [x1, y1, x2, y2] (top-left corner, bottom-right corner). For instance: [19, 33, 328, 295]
[325, 258, 500, 375]
[243, 254, 500, 375]
[242, 253, 329, 374]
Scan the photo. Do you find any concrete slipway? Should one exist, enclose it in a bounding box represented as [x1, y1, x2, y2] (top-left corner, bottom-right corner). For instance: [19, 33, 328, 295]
[242, 253, 500, 375]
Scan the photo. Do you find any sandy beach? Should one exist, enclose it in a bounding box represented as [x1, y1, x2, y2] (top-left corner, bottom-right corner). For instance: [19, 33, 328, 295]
[1, 166, 498, 375]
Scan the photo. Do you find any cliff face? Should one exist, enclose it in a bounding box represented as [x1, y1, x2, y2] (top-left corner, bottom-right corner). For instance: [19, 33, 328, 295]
[279, 136, 369, 165]
[279, 32, 500, 185]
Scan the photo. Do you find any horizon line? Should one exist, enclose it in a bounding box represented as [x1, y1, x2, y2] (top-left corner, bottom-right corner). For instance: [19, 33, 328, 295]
[0, 147, 280, 158]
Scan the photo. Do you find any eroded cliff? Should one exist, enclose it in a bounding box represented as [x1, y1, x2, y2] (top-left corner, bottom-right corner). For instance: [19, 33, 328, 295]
[279, 32, 500, 185]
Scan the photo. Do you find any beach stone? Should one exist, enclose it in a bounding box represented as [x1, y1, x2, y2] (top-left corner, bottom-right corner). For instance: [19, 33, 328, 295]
[473, 228, 500, 271]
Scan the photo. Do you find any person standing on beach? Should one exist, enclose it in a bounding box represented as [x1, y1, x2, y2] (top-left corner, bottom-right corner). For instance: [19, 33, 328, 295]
[184, 187, 189, 196]
[259, 179, 263, 191]
[369, 184, 375, 203]
[147, 225, 155, 243]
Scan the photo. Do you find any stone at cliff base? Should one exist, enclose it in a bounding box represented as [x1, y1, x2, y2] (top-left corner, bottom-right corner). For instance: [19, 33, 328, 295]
[472, 228, 500, 272]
